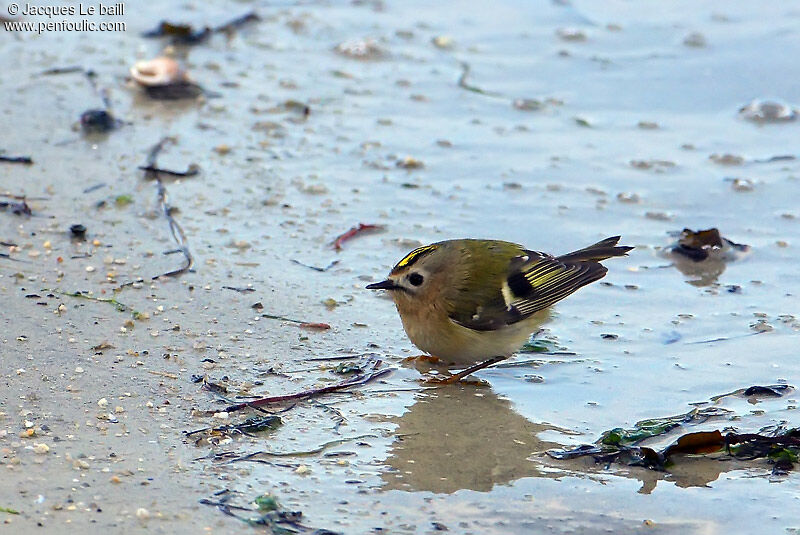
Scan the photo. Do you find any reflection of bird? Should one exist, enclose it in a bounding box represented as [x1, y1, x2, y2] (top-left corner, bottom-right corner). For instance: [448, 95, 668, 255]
[382, 386, 560, 493]
[367, 237, 632, 382]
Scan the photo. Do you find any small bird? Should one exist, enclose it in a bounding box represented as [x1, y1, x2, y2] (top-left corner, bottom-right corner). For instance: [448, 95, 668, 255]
[367, 236, 633, 382]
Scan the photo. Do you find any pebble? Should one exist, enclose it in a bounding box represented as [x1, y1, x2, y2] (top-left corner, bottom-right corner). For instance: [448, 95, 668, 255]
[729, 178, 755, 191]
[617, 192, 641, 203]
[431, 35, 454, 49]
[683, 32, 707, 47]
[334, 38, 386, 60]
[710, 153, 744, 165]
[556, 27, 587, 41]
[739, 99, 798, 122]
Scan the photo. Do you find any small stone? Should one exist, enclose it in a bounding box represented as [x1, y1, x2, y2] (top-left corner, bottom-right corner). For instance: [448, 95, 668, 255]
[32, 443, 50, 454]
[729, 178, 755, 192]
[334, 38, 386, 60]
[397, 156, 424, 170]
[556, 28, 587, 42]
[739, 99, 798, 123]
[513, 98, 543, 111]
[750, 320, 774, 333]
[683, 32, 707, 48]
[98, 398, 109, 408]
[617, 192, 641, 203]
[136, 508, 150, 520]
[710, 153, 744, 166]
[431, 35, 454, 49]
[645, 211, 672, 221]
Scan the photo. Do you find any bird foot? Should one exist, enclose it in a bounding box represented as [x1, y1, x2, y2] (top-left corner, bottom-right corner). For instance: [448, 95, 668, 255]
[420, 356, 507, 385]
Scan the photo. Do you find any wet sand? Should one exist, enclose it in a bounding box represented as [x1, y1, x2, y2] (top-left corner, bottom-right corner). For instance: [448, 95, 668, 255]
[2, 1, 800, 533]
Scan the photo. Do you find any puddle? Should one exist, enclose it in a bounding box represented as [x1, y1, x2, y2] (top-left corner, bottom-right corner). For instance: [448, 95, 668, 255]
[2, 0, 800, 533]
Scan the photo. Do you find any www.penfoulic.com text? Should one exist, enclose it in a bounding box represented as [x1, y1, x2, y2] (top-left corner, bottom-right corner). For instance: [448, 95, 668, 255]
[4, 3, 126, 34]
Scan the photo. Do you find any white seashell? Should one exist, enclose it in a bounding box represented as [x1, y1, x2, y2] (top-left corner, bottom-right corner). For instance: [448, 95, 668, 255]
[130, 57, 188, 87]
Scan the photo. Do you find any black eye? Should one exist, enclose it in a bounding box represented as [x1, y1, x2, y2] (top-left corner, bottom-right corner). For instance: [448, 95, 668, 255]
[408, 273, 424, 286]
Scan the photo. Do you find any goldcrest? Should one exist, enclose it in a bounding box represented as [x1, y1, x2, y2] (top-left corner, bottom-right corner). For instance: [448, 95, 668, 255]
[367, 236, 632, 374]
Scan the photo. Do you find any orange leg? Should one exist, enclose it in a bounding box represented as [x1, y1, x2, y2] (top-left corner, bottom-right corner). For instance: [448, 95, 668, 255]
[423, 356, 507, 385]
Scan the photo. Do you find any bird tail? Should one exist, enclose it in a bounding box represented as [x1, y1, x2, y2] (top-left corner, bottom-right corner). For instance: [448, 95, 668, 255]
[557, 236, 633, 263]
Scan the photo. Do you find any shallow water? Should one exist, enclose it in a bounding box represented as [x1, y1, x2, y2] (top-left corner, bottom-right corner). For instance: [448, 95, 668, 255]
[2, 0, 799, 533]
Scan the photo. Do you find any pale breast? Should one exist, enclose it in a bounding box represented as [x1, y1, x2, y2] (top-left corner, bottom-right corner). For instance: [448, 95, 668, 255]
[397, 300, 549, 364]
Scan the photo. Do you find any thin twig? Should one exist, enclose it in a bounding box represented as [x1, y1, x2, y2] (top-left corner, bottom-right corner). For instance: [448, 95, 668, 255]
[222, 286, 255, 293]
[141, 137, 195, 280]
[0, 253, 26, 262]
[82, 183, 106, 193]
[261, 313, 330, 330]
[198, 499, 252, 512]
[41, 66, 85, 75]
[0, 155, 33, 165]
[218, 366, 392, 413]
[685, 331, 763, 345]
[49, 289, 139, 316]
[147, 370, 178, 379]
[304, 353, 375, 362]
[221, 434, 376, 463]
[214, 11, 260, 33]
[291, 259, 339, 272]
[331, 223, 384, 251]
[457, 61, 505, 98]
[138, 164, 199, 177]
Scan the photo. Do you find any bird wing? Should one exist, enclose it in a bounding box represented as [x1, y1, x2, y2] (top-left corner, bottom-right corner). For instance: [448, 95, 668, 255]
[503, 252, 608, 316]
[450, 251, 608, 332]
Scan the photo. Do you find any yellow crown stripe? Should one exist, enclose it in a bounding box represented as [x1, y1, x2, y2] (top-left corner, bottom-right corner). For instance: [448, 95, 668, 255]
[394, 244, 439, 270]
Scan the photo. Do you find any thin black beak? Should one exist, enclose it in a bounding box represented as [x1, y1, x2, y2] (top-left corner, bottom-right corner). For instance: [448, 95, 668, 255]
[366, 279, 396, 290]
